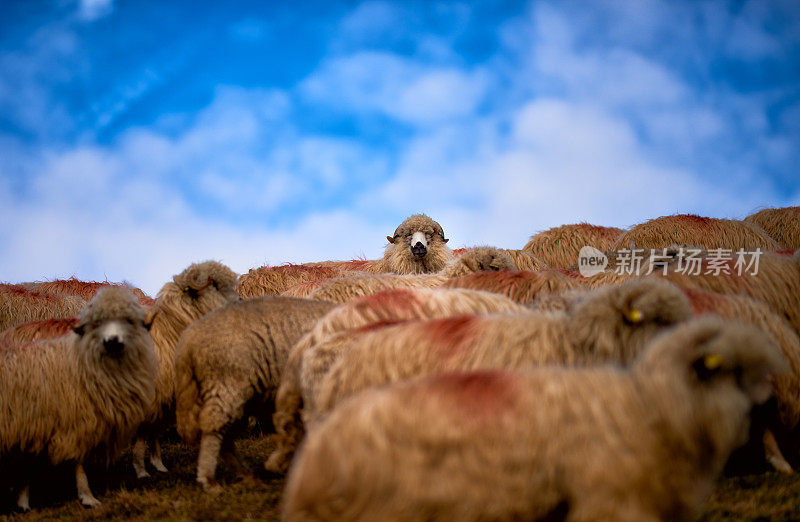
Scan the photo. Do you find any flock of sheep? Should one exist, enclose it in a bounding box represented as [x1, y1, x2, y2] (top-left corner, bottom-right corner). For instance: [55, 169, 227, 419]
[1, 207, 799, 520]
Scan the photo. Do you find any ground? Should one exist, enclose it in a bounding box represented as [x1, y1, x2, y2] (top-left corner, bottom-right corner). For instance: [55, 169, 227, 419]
[1, 429, 799, 521]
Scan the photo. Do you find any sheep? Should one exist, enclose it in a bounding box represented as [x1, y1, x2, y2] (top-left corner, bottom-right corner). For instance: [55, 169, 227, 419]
[745, 206, 800, 250]
[441, 268, 586, 305]
[21, 277, 155, 307]
[131, 260, 240, 479]
[266, 287, 527, 473]
[306, 246, 517, 304]
[174, 296, 336, 492]
[495, 248, 545, 271]
[0, 284, 86, 332]
[367, 213, 453, 274]
[522, 222, 624, 268]
[310, 279, 692, 424]
[0, 287, 156, 510]
[283, 317, 787, 522]
[0, 317, 78, 345]
[652, 249, 800, 337]
[236, 260, 372, 299]
[612, 214, 780, 251]
[683, 287, 800, 471]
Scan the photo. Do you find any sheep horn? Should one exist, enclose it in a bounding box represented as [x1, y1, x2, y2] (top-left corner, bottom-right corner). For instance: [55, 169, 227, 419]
[182, 269, 212, 292]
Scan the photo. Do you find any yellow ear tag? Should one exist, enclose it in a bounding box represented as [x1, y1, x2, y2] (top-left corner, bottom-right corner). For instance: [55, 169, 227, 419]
[184, 287, 190, 292]
[626, 309, 643, 323]
[488, 264, 499, 270]
[704, 354, 723, 370]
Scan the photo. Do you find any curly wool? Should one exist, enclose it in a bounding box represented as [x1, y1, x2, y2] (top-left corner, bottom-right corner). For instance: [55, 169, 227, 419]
[366, 214, 453, 275]
[266, 287, 526, 473]
[0, 284, 86, 332]
[306, 247, 519, 304]
[131, 261, 239, 478]
[745, 206, 800, 250]
[22, 278, 154, 306]
[442, 268, 586, 305]
[652, 250, 800, 336]
[174, 296, 336, 490]
[236, 260, 372, 299]
[284, 318, 786, 522]
[522, 223, 624, 268]
[311, 279, 692, 423]
[613, 214, 780, 251]
[0, 288, 156, 499]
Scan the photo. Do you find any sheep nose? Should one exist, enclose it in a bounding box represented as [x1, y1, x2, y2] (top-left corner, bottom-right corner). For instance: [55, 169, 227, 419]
[103, 337, 124, 358]
[411, 242, 427, 258]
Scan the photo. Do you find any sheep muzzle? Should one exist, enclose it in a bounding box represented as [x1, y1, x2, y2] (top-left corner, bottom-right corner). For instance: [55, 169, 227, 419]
[103, 336, 125, 358]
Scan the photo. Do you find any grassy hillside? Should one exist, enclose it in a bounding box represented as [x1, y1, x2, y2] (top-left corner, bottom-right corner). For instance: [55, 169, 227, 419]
[1, 430, 799, 521]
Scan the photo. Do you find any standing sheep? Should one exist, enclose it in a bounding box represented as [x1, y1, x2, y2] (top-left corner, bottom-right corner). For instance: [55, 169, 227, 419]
[266, 287, 527, 473]
[131, 260, 239, 479]
[284, 318, 787, 522]
[0, 284, 86, 331]
[744, 206, 800, 250]
[612, 214, 780, 251]
[522, 223, 624, 268]
[174, 296, 336, 492]
[0, 287, 156, 510]
[310, 279, 692, 424]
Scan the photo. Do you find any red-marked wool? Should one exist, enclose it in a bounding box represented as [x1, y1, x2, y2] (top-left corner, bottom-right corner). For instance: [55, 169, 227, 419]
[265, 287, 526, 473]
[613, 214, 780, 251]
[285, 318, 786, 522]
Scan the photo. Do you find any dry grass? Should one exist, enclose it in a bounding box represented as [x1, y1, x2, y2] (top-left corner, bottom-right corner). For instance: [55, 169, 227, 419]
[1, 427, 799, 521]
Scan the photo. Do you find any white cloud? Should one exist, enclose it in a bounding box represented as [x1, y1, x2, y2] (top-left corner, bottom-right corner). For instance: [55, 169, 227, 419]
[78, 0, 113, 22]
[300, 51, 488, 125]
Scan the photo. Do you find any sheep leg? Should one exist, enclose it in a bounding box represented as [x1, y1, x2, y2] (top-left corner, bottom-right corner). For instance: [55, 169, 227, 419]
[16, 484, 30, 512]
[221, 437, 253, 482]
[75, 463, 101, 507]
[196, 431, 223, 494]
[149, 437, 168, 473]
[132, 437, 150, 478]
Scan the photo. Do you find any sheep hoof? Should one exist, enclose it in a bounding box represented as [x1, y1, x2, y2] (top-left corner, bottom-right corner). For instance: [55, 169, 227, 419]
[135, 469, 151, 479]
[263, 454, 288, 474]
[151, 459, 168, 473]
[80, 494, 101, 508]
[16, 489, 30, 512]
[198, 477, 222, 496]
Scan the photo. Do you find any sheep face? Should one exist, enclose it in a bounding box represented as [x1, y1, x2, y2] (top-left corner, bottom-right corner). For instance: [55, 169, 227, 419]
[637, 318, 789, 451]
[568, 280, 692, 363]
[73, 287, 154, 369]
[384, 214, 451, 274]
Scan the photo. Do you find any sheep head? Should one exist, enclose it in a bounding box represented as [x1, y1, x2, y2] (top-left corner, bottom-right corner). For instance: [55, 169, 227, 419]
[73, 286, 155, 371]
[568, 279, 692, 363]
[383, 214, 453, 274]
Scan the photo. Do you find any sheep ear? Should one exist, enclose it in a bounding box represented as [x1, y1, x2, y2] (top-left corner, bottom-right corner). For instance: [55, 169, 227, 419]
[692, 353, 723, 382]
[73, 323, 86, 336]
[387, 235, 396, 244]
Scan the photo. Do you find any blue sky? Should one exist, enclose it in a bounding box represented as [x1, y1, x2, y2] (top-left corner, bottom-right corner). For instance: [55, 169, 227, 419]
[1, 0, 799, 295]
